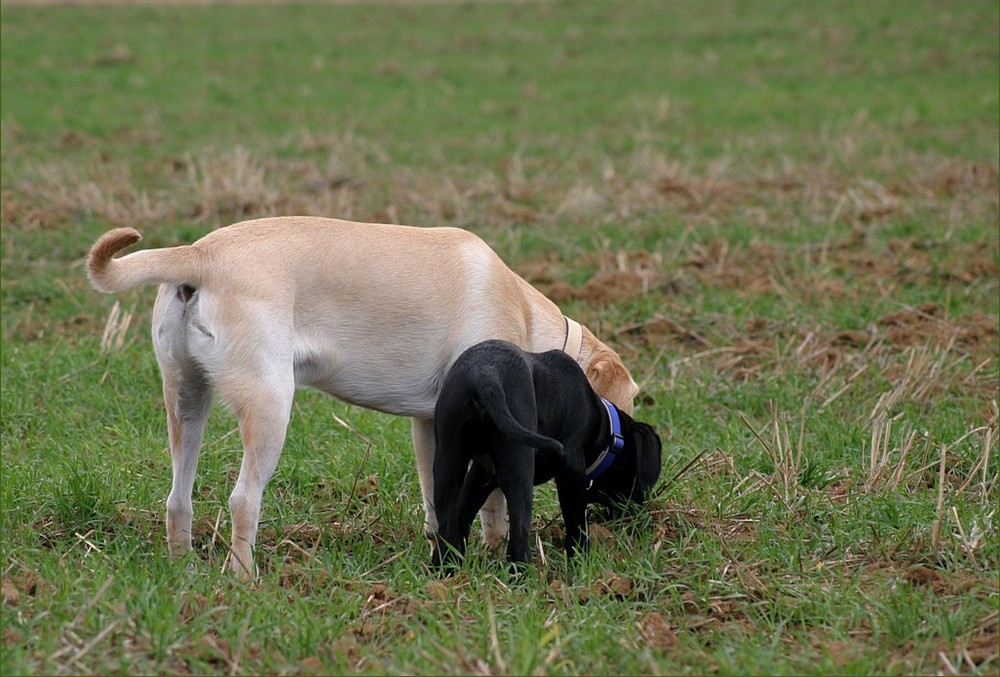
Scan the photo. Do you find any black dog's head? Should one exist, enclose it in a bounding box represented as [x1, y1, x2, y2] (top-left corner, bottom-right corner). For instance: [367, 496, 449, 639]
[588, 417, 663, 517]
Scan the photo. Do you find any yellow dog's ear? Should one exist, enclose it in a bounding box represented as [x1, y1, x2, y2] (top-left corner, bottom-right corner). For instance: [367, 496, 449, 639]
[586, 348, 639, 415]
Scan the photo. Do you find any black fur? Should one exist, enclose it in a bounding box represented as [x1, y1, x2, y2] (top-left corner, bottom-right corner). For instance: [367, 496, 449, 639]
[431, 340, 662, 570]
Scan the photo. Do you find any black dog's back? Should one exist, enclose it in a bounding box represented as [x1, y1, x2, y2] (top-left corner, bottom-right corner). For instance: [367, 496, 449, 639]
[472, 377, 565, 455]
[438, 340, 563, 455]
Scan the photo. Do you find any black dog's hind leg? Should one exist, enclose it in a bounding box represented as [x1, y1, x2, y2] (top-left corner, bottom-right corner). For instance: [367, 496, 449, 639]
[454, 462, 498, 538]
[496, 445, 536, 567]
[432, 435, 473, 571]
[433, 458, 498, 572]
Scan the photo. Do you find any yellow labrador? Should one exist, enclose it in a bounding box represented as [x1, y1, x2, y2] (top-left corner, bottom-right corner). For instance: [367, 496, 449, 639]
[87, 216, 638, 579]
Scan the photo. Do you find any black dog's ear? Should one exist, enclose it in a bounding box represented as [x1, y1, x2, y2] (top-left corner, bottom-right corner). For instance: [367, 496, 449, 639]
[633, 423, 663, 492]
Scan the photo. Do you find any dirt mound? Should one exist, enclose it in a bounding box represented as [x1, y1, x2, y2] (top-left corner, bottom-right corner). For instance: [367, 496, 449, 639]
[879, 303, 998, 351]
[521, 249, 665, 306]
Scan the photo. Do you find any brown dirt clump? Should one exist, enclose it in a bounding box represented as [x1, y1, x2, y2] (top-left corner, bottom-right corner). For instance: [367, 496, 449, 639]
[915, 160, 999, 198]
[521, 249, 665, 306]
[962, 620, 1000, 669]
[616, 315, 712, 350]
[577, 269, 649, 305]
[878, 302, 998, 352]
[637, 611, 679, 649]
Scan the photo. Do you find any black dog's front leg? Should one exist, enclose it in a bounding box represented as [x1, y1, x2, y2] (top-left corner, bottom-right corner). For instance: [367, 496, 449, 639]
[555, 470, 589, 559]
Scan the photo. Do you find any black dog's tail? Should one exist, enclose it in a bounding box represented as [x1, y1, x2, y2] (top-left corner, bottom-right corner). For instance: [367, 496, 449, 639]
[475, 379, 565, 455]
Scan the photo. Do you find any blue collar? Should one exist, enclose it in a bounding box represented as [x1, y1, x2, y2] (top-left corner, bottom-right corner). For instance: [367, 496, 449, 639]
[585, 398, 625, 486]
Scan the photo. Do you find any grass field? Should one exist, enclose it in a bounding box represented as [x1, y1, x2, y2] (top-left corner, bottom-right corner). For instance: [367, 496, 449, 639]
[1, 1, 998, 675]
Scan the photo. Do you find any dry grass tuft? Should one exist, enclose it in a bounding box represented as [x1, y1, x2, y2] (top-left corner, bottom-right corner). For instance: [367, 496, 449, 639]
[3, 138, 997, 256]
[864, 411, 923, 495]
[184, 147, 279, 223]
[4, 159, 167, 229]
[741, 403, 806, 507]
[98, 301, 133, 354]
[871, 337, 964, 416]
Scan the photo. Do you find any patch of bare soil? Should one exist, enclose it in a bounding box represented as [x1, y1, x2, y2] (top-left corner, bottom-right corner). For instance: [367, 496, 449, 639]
[961, 619, 1000, 670]
[516, 229, 997, 384]
[521, 233, 997, 317]
[520, 250, 665, 306]
[878, 302, 997, 351]
[909, 160, 1000, 198]
[820, 236, 999, 289]
[636, 611, 679, 649]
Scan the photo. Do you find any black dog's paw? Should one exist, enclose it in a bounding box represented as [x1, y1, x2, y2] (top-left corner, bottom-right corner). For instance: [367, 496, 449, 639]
[430, 560, 461, 578]
[591, 496, 643, 522]
[505, 558, 532, 582]
[430, 553, 462, 578]
[431, 537, 465, 577]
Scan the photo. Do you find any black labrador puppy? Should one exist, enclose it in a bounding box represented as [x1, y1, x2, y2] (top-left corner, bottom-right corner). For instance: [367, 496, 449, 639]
[431, 339, 662, 570]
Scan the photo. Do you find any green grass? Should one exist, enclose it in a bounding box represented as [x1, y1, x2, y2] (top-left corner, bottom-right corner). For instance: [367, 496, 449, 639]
[2, 1, 998, 675]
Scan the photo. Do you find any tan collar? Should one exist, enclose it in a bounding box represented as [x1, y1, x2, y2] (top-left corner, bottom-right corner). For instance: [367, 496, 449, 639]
[562, 316, 583, 359]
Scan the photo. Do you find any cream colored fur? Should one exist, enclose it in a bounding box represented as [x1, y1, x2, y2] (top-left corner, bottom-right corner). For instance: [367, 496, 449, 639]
[87, 216, 639, 580]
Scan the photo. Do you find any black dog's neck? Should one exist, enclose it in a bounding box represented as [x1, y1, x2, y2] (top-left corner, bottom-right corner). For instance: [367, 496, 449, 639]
[583, 397, 626, 485]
